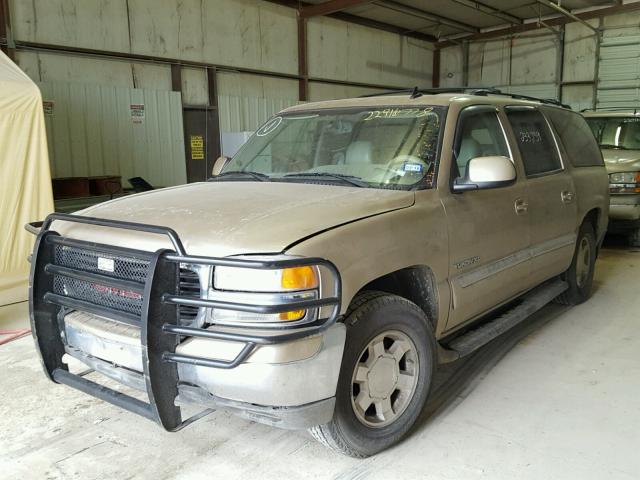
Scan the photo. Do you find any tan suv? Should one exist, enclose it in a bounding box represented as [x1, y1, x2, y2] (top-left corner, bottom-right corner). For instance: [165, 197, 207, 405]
[28, 88, 608, 457]
[583, 111, 640, 246]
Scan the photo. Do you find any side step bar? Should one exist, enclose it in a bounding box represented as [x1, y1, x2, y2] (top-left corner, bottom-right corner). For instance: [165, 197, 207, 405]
[442, 279, 568, 360]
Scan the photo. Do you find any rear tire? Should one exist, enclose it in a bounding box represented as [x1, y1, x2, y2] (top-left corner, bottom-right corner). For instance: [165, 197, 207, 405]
[628, 228, 640, 248]
[556, 222, 596, 305]
[309, 291, 435, 457]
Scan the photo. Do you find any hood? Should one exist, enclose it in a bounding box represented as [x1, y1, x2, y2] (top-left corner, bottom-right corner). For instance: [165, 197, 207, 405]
[602, 148, 640, 174]
[54, 182, 415, 257]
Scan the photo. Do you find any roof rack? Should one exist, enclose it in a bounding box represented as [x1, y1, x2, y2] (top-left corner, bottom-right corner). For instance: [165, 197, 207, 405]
[359, 86, 572, 109]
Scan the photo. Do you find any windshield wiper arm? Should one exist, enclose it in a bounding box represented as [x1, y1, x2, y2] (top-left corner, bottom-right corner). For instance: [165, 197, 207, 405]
[282, 172, 369, 188]
[209, 171, 271, 182]
[599, 143, 628, 150]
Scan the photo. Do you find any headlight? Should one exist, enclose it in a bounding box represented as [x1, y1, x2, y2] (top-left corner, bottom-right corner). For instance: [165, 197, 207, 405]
[609, 171, 640, 194]
[210, 263, 321, 326]
[214, 265, 318, 292]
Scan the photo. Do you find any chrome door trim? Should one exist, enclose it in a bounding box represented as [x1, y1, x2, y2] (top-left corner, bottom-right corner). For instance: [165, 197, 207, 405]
[456, 233, 576, 288]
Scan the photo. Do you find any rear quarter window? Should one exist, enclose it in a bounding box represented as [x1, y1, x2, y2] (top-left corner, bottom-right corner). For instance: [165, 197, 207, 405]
[543, 108, 604, 167]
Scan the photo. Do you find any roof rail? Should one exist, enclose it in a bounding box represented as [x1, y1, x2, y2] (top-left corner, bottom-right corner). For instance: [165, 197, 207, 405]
[359, 86, 572, 109]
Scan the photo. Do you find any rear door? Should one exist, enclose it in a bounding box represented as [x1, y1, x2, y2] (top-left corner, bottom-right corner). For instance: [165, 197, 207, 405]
[442, 105, 531, 331]
[504, 107, 578, 285]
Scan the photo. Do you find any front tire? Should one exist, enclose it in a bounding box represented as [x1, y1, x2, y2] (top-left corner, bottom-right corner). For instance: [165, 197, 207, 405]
[309, 291, 435, 457]
[556, 222, 596, 305]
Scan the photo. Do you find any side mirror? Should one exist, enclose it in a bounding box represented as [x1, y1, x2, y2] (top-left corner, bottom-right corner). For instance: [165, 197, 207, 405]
[211, 156, 231, 176]
[452, 156, 516, 193]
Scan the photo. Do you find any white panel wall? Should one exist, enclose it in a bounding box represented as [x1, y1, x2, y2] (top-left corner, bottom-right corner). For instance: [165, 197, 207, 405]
[597, 12, 640, 108]
[38, 81, 186, 187]
[216, 72, 299, 101]
[307, 16, 433, 88]
[218, 95, 299, 133]
[439, 45, 464, 88]
[468, 39, 511, 86]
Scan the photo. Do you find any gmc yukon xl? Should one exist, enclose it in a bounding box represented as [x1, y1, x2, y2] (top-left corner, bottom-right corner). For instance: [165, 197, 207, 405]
[28, 89, 608, 457]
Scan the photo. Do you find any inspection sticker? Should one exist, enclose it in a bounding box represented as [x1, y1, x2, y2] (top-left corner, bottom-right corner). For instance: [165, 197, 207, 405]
[403, 162, 424, 173]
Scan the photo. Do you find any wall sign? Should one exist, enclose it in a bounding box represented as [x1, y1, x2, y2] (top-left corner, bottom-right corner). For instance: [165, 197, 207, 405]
[130, 104, 145, 123]
[43, 101, 54, 116]
[190, 135, 205, 160]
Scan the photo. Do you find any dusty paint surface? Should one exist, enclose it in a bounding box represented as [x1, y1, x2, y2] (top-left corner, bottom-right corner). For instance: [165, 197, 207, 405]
[1, 245, 639, 479]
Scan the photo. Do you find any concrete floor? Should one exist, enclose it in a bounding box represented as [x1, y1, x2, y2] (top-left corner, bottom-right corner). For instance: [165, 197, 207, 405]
[1, 243, 638, 480]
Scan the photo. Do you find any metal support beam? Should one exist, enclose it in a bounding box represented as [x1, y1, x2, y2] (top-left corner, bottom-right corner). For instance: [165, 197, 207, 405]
[0, 0, 15, 59]
[535, 0, 599, 34]
[5, 41, 409, 91]
[300, 0, 375, 18]
[207, 67, 218, 109]
[376, 0, 478, 34]
[297, 15, 309, 101]
[432, 48, 440, 88]
[437, 3, 640, 47]
[170, 64, 182, 92]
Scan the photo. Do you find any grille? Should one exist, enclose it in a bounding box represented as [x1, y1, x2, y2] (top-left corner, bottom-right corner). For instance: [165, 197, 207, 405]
[53, 245, 150, 317]
[55, 245, 150, 283]
[179, 268, 201, 323]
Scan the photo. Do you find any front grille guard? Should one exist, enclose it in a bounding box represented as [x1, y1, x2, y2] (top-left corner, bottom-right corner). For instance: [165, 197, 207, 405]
[28, 213, 342, 431]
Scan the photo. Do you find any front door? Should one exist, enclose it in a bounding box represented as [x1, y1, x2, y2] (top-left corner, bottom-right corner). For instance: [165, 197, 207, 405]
[442, 106, 531, 331]
[504, 107, 578, 285]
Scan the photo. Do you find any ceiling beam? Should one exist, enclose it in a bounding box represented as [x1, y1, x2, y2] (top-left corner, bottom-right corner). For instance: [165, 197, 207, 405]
[448, 0, 522, 26]
[376, 0, 479, 34]
[265, 0, 438, 42]
[535, 0, 599, 34]
[437, 2, 640, 47]
[300, 0, 375, 18]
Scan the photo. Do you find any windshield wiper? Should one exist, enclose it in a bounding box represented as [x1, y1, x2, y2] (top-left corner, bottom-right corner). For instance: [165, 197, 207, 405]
[209, 171, 271, 182]
[599, 143, 628, 150]
[281, 172, 369, 188]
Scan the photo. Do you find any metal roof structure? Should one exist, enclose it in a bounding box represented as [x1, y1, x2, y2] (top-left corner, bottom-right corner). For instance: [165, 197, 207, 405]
[270, 1, 640, 44]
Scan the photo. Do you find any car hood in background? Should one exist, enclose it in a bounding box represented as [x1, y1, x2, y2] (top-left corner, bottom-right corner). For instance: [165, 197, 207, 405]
[53, 182, 415, 257]
[602, 149, 640, 174]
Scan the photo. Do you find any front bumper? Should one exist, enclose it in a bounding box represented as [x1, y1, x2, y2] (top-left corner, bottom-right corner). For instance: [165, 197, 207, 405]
[609, 194, 640, 222]
[29, 213, 343, 431]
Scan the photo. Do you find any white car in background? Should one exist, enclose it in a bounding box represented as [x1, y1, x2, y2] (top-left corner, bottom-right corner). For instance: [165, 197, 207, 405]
[583, 111, 640, 246]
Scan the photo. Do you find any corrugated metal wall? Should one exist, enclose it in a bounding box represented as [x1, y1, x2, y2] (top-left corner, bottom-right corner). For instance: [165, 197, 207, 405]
[218, 95, 300, 133]
[597, 15, 640, 109]
[39, 82, 187, 187]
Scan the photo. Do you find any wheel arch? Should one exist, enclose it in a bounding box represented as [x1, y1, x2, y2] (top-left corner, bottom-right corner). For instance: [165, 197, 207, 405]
[354, 265, 438, 330]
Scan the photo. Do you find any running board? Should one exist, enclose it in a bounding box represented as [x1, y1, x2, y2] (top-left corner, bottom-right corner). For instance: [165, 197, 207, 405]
[440, 279, 568, 361]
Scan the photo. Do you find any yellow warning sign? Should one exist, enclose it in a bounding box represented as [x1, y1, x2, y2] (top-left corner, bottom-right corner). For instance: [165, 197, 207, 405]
[190, 135, 204, 160]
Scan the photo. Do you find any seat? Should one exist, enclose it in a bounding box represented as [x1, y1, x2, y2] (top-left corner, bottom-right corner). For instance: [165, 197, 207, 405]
[345, 141, 374, 165]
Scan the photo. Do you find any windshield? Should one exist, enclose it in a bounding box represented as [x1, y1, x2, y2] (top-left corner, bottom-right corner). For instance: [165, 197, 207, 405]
[222, 106, 445, 189]
[585, 116, 640, 150]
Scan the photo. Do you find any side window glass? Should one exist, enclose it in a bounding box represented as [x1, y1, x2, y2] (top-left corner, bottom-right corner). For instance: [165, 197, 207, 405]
[506, 109, 562, 176]
[544, 108, 603, 167]
[453, 110, 510, 178]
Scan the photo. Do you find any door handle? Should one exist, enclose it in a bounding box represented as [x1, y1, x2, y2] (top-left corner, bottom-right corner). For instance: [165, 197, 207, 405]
[561, 191, 575, 203]
[514, 198, 528, 215]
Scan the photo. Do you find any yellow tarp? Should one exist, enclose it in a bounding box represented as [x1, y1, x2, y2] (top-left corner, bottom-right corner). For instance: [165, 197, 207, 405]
[0, 51, 54, 305]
